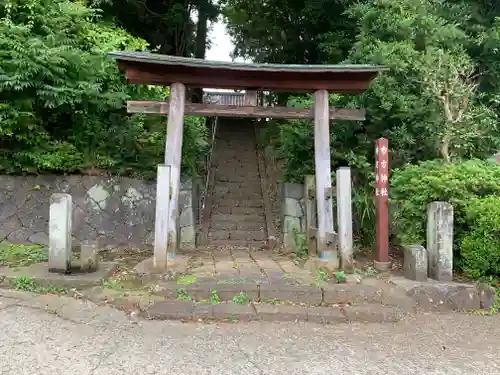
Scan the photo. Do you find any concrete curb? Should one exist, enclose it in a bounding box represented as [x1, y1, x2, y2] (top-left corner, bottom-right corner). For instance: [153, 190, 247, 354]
[143, 300, 407, 324]
[154, 281, 417, 309]
[155, 278, 497, 313]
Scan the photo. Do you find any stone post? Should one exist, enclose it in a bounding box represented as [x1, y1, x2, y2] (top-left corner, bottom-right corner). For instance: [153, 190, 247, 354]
[49, 193, 72, 273]
[404, 245, 428, 282]
[304, 175, 317, 256]
[154, 165, 171, 271]
[336, 167, 353, 269]
[427, 201, 454, 281]
[80, 239, 100, 272]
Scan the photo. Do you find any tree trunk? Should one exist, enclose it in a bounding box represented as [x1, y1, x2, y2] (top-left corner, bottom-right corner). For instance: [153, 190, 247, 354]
[191, 0, 209, 104]
[440, 134, 451, 162]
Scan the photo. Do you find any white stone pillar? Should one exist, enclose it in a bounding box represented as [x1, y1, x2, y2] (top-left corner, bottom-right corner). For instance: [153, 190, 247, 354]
[427, 201, 454, 281]
[49, 193, 72, 273]
[154, 165, 171, 271]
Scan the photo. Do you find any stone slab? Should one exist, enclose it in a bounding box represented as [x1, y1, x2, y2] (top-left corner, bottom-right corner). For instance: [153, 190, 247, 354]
[259, 284, 322, 305]
[307, 306, 347, 324]
[144, 300, 194, 320]
[343, 304, 405, 323]
[212, 302, 257, 321]
[322, 283, 384, 305]
[254, 304, 308, 322]
[0, 261, 118, 289]
[396, 280, 481, 311]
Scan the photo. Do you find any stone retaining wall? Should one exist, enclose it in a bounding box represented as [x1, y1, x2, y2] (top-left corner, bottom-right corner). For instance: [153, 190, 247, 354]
[0, 175, 197, 249]
[281, 183, 305, 251]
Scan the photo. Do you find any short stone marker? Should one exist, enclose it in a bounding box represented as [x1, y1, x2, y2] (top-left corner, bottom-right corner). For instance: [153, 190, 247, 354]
[427, 201, 454, 281]
[80, 239, 100, 272]
[404, 245, 428, 282]
[49, 193, 72, 273]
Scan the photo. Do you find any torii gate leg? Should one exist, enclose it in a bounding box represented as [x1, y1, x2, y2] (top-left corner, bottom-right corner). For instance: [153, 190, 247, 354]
[313, 89, 337, 263]
[153, 82, 186, 270]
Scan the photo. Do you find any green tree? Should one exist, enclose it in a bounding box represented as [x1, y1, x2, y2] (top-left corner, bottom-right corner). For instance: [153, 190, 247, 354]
[0, 0, 208, 177]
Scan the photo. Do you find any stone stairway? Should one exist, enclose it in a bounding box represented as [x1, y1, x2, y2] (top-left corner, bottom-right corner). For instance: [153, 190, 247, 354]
[207, 119, 266, 247]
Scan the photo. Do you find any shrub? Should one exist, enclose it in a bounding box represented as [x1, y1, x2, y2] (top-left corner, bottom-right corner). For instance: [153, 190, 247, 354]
[460, 196, 500, 279]
[391, 159, 500, 246]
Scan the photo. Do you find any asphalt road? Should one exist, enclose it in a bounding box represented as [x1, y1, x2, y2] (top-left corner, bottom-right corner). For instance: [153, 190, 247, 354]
[0, 291, 499, 375]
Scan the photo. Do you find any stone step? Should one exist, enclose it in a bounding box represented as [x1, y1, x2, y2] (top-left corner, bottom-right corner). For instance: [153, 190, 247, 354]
[213, 186, 262, 195]
[216, 200, 264, 208]
[207, 239, 265, 248]
[210, 219, 264, 228]
[208, 231, 266, 242]
[211, 214, 265, 223]
[144, 300, 406, 324]
[212, 193, 264, 202]
[211, 206, 265, 216]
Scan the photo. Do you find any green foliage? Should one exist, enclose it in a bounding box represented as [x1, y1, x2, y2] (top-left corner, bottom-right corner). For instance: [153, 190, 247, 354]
[10, 276, 37, 291]
[0, 0, 208, 177]
[460, 196, 500, 279]
[9, 276, 65, 293]
[232, 292, 249, 304]
[0, 242, 48, 268]
[210, 289, 220, 304]
[391, 159, 500, 246]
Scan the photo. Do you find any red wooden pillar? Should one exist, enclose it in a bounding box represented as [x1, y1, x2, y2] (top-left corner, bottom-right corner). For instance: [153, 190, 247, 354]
[374, 137, 390, 271]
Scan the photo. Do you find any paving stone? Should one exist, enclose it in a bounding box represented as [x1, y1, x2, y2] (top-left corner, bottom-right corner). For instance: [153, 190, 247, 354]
[216, 271, 241, 281]
[343, 304, 405, 323]
[212, 302, 257, 321]
[254, 304, 308, 322]
[277, 260, 302, 274]
[322, 284, 384, 305]
[307, 306, 347, 324]
[259, 285, 322, 305]
[254, 259, 281, 271]
[145, 300, 194, 320]
[263, 271, 300, 286]
[230, 230, 266, 241]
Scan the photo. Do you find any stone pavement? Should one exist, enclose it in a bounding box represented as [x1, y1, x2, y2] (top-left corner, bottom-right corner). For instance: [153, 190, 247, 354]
[1, 289, 500, 375]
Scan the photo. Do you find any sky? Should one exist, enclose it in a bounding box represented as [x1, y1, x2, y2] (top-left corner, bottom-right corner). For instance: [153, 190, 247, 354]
[204, 18, 246, 91]
[205, 18, 246, 63]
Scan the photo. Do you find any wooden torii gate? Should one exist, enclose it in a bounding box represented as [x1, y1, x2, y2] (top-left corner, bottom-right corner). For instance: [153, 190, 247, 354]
[110, 51, 385, 271]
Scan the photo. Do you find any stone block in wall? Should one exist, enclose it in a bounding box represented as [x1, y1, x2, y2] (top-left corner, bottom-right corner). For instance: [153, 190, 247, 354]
[282, 198, 304, 217]
[282, 183, 304, 200]
[179, 178, 196, 248]
[180, 226, 196, 246]
[0, 174, 202, 249]
[282, 216, 303, 234]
